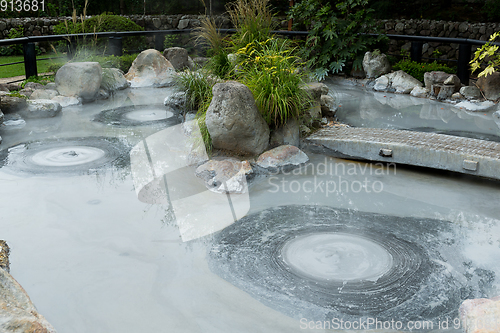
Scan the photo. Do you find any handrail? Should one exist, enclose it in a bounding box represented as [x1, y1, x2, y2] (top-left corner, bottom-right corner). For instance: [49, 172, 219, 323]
[1, 28, 497, 84]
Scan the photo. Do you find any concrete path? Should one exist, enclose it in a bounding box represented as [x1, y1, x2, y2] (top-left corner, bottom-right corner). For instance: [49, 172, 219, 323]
[305, 127, 500, 180]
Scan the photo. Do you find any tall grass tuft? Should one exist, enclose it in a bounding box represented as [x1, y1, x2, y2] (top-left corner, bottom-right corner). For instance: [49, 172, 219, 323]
[176, 71, 218, 152]
[238, 38, 311, 128]
[226, 0, 277, 50]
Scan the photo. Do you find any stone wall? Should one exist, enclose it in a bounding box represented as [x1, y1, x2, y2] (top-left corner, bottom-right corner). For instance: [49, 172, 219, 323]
[1, 15, 499, 61]
[382, 19, 500, 61]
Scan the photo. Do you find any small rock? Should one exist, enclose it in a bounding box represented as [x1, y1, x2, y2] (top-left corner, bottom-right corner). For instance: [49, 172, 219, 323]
[300, 125, 311, 135]
[391, 70, 423, 94]
[410, 86, 429, 98]
[0, 240, 9, 272]
[460, 86, 482, 100]
[163, 47, 192, 71]
[101, 68, 130, 92]
[96, 89, 109, 100]
[18, 88, 34, 98]
[24, 82, 44, 90]
[164, 91, 186, 108]
[443, 74, 461, 90]
[301, 82, 329, 99]
[460, 297, 500, 333]
[432, 84, 455, 100]
[451, 92, 464, 100]
[320, 95, 337, 116]
[256, 145, 309, 172]
[195, 158, 252, 193]
[51, 95, 81, 108]
[20, 99, 62, 118]
[424, 71, 460, 92]
[29, 89, 59, 100]
[373, 75, 390, 91]
[192, 57, 209, 68]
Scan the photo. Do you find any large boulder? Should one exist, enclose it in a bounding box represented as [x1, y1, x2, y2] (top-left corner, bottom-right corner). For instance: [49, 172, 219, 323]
[125, 49, 177, 88]
[477, 72, 500, 100]
[0, 268, 57, 333]
[205, 81, 270, 155]
[362, 51, 391, 78]
[374, 71, 423, 94]
[55, 62, 102, 103]
[100, 68, 130, 92]
[460, 86, 482, 100]
[20, 100, 62, 119]
[320, 94, 337, 117]
[163, 47, 193, 71]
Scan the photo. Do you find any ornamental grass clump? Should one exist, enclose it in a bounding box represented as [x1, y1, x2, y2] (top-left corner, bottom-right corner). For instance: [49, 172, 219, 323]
[237, 38, 311, 128]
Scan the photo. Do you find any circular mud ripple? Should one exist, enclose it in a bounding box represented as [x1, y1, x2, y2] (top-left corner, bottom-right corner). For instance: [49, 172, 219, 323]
[209, 205, 484, 324]
[93, 104, 181, 127]
[0, 137, 131, 175]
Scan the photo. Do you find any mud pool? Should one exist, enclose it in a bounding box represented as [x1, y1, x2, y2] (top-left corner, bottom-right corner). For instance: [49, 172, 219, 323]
[0, 86, 500, 332]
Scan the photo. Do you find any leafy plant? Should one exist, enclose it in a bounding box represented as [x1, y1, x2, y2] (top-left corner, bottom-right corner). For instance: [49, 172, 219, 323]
[176, 71, 218, 151]
[21, 76, 54, 88]
[237, 38, 311, 127]
[470, 32, 500, 78]
[393, 59, 456, 83]
[226, 0, 277, 50]
[289, 0, 386, 80]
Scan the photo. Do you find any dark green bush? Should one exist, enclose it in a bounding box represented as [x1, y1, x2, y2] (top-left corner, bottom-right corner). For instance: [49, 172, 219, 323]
[392, 59, 456, 83]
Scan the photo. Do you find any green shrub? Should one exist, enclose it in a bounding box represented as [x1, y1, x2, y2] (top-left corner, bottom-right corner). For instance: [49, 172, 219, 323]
[0, 26, 41, 56]
[237, 38, 311, 127]
[289, 0, 386, 80]
[393, 59, 456, 83]
[176, 71, 217, 152]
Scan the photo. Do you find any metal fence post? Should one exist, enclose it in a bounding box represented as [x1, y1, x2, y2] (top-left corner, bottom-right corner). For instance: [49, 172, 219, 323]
[458, 43, 471, 85]
[23, 42, 38, 79]
[410, 41, 423, 63]
[108, 36, 123, 56]
[155, 34, 165, 52]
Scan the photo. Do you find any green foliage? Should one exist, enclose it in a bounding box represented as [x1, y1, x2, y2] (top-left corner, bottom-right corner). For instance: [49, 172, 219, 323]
[237, 38, 311, 127]
[226, 0, 277, 50]
[482, 1, 500, 22]
[289, 0, 386, 80]
[393, 59, 456, 83]
[0, 26, 40, 56]
[6, 91, 28, 99]
[176, 71, 217, 151]
[470, 32, 500, 78]
[21, 76, 54, 88]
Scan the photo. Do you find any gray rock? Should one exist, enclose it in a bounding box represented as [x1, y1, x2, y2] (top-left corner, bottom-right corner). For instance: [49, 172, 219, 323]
[100, 68, 130, 92]
[195, 158, 252, 193]
[373, 75, 390, 91]
[20, 99, 62, 118]
[178, 19, 189, 29]
[0, 83, 21, 92]
[96, 89, 109, 100]
[0, 241, 9, 272]
[270, 119, 300, 148]
[459, 297, 500, 333]
[55, 62, 102, 102]
[125, 49, 177, 88]
[29, 89, 59, 100]
[163, 47, 192, 71]
[451, 92, 464, 100]
[424, 71, 460, 92]
[459, 86, 482, 100]
[0, 95, 27, 114]
[300, 83, 328, 123]
[320, 95, 337, 117]
[18, 88, 34, 98]
[431, 84, 455, 100]
[0, 268, 57, 333]
[256, 145, 309, 171]
[410, 86, 429, 98]
[205, 81, 270, 155]
[362, 51, 391, 78]
[476, 72, 500, 100]
[51, 95, 81, 108]
[192, 57, 209, 68]
[24, 82, 44, 90]
[391, 70, 423, 93]
[164, 91, 186, 108]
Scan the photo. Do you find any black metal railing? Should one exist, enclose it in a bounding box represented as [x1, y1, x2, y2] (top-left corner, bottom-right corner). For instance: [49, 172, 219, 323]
[0, 28, 498, 84]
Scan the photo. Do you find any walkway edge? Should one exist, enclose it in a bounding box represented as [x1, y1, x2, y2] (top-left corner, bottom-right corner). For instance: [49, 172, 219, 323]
[305, 127, 500, 180]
